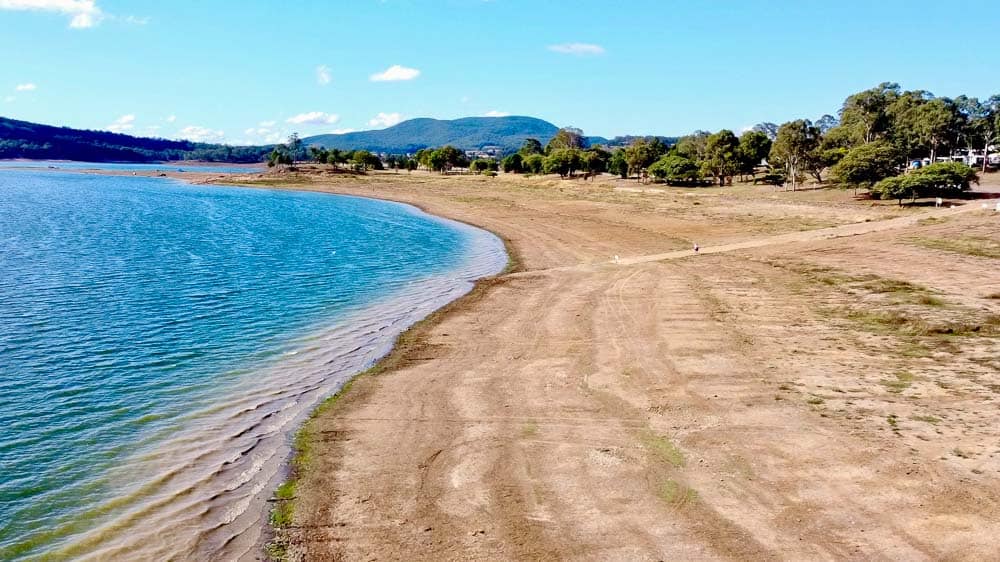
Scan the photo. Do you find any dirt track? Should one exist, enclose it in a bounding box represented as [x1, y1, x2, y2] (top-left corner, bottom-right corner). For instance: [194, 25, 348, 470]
[251, 172, 1000, 561]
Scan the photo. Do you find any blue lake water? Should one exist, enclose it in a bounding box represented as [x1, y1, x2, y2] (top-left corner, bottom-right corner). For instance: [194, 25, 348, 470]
[0, 170, 506, 560]
[0, 160, 262, 174]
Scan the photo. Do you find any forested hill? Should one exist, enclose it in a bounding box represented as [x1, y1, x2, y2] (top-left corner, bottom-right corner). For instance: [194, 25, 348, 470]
[305, 116, 601, 152]
[0, 117, 269, 162]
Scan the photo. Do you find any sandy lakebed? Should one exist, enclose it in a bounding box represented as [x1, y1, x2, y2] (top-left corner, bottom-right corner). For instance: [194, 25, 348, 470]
[192, 168, 1000, 562]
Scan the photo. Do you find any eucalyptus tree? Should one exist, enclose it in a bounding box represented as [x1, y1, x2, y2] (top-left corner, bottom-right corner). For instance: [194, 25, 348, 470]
[769, 120, 820, 190]
[545, 128, 586, 152]
[839, 82, 900, 144]
[737, 130, 772, 179]
[701, 129, 740, 186]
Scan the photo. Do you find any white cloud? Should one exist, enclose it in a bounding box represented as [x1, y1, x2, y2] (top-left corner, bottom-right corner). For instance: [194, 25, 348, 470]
[244, 127, 284, 144]
[176, 125, 225, 143]
[367, 112, 404, 128]
[165, 115, 176, 123]
[258, 120, 276, 127]
[0, 0, 104, 28]
[286, 111, 340, 126]
[120, 14, 147, 25]
[330, 128, 355, 135]
[106, 114, 135, 133]
[369, 64, 420, 82]
[15, 83, 36, 91]
[547, 42, 605, 56]
[316, 64, 332, 86]
[483, 110, 509, 117]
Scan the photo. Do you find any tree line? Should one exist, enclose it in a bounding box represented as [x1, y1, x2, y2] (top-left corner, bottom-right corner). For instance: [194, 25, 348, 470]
[278, 82, 998, 205]
[492, 82, 997, 204]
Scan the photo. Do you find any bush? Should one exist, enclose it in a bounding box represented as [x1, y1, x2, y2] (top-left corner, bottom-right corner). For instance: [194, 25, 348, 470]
[871, 162, 977, 205]
[648, 154, 702, 185]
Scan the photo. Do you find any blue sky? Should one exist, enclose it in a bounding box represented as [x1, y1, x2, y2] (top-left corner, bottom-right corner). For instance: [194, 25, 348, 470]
[2, 0, 999, 145]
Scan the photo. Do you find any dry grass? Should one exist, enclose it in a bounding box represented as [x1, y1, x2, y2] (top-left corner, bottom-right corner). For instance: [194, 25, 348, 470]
[909, 236, 1000, 259]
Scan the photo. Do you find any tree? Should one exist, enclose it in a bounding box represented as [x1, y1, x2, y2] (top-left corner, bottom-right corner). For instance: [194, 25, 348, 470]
[909, 98, 962, 163]
[351, 150, 381, 172]
[545, 128, 586, 153]
[699, 129, 740, 186]
[470, 159, 494, 174]
[649, 154, 701, 185]
[675, 131, 710, 161]
[829, 141, 902, 194]
[544, 148, 582, 177]
[737, 130, 772, 179]
[501, 153, 524, 173]
[870, 163, 976, 206]
[309, 146, 329, 163]
[326, 148, 346, 167]
[519, 138, 543, 156]
[869, 176, 913, 205]
[286, 133, 305, 162]
[426, 150, 447, 172]
[430, 145, 469, 171]
[581, 148, 609, 179]
[769, 120, 820, 190]
[979, 95, 1000, 172]
[267, 144, 293, 168]
[624, 139, 658, 181]
[884, 89, 935, 158]
[839, 82, 900, 144]
[523, 153, 545, 174]
[609, 149, 628, 179]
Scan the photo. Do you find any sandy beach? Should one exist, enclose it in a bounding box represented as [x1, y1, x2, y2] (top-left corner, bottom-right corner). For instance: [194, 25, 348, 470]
[210, 170, 1000, 561]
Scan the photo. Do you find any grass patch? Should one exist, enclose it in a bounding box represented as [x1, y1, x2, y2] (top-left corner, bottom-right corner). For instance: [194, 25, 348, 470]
[658, 479, 698, 504]
[887, 414, 900, 429]
[522, 421, 538, 437]
[640, 431, 685, 468]
[917, 295, 945, 306]
[912, 414, 941, 424]
[845, 309, 999, 337]
[269, 499, 294, 529]
[861, 278, 925, 295]
[264, 541, 288, 561]
[806, 397, 825, 405]
[910, 236, 1000, 259]
[880, 372, 914, 393]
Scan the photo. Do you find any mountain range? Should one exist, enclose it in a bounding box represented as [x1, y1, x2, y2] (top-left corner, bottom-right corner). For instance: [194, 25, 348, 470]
[304, 116, 608, 153]
[0, 115, 623, 163]
[0, 116, 268, 163]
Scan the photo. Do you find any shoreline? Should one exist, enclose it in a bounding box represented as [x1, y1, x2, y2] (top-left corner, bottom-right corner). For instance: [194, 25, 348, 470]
[0, 166, 510, 560]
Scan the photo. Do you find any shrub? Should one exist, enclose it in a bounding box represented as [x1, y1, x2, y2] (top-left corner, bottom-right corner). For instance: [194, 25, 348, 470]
[648, 154, 702, 185]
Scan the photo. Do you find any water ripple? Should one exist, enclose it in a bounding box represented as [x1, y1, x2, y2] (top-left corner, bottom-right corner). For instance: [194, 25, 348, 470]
[0, 170, 506, 560]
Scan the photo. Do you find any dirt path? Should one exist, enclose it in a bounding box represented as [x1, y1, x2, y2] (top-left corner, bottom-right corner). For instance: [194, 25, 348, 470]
[262, 174, 999, 561]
